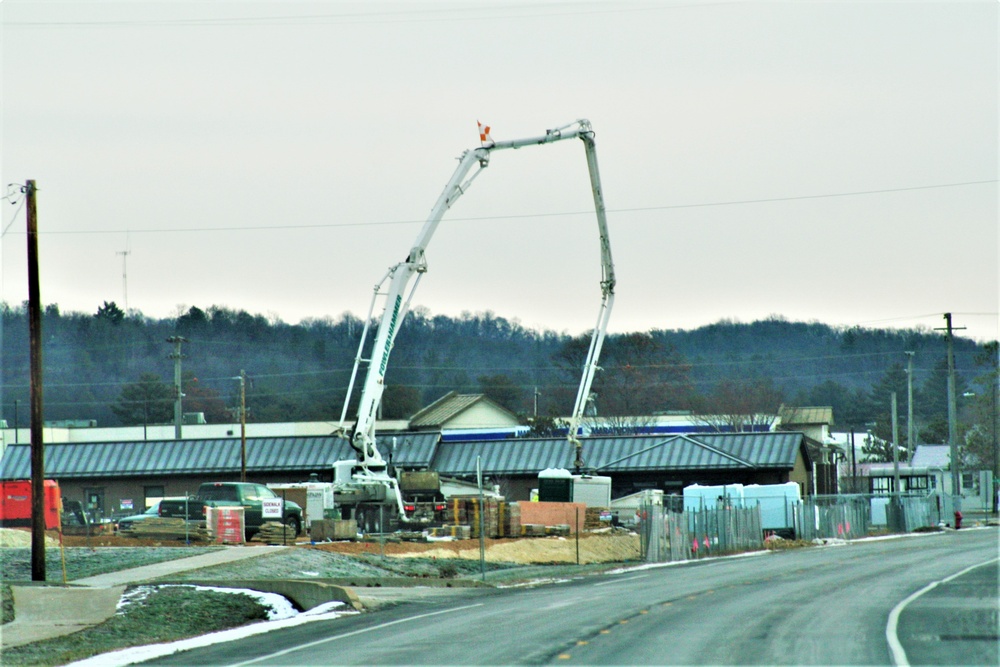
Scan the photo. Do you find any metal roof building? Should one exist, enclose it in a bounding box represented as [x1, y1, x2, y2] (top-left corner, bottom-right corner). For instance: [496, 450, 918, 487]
[0, 429, 810, 521]
[433, 432, 811, 500]
[0, 432, 441, 480]
[408, 392, 520, 430]
[434, 432, 805, 476]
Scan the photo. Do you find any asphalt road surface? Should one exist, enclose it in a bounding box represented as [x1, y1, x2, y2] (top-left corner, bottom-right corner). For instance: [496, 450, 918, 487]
[145, 529, 998, 666]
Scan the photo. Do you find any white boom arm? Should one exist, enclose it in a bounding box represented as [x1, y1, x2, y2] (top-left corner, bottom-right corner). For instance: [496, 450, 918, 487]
[338, 119, 615, 490]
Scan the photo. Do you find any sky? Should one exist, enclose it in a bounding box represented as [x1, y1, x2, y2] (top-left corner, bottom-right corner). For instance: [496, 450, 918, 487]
[1, 1, 997, 343]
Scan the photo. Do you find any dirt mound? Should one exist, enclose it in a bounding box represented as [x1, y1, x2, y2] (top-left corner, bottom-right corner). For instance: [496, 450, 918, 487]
[309, 534, 641, 565]
[0, 528, 59, 548]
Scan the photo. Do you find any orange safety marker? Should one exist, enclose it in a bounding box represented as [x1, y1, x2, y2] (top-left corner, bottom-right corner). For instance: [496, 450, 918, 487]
[477, 121, 492, 145]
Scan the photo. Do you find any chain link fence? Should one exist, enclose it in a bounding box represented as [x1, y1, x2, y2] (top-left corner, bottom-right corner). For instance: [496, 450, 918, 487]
[639, 501, 762, 562]
[638, 492, 942, 562]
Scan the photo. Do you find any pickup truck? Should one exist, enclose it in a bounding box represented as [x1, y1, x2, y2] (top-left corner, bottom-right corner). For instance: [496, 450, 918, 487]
[158, 482, 303, 539]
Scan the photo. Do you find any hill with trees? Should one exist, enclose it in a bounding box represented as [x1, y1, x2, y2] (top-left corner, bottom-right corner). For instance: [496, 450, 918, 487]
[1, 301, 995, 466]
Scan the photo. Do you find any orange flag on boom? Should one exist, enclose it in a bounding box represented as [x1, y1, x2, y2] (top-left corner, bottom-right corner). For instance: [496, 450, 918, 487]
[478, 121, 492, 145]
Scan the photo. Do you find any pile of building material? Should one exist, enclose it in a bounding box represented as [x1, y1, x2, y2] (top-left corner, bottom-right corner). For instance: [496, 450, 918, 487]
[308, 519, 358, 542]
[119, 518, 212, 542]
[584, 506, 611, 529]
[426, 525, 472, 539]
[442, 497, 521, 538]
[250, 521, 297, 545]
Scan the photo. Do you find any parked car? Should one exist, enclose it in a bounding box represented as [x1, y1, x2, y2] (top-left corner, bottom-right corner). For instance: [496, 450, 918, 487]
[115, 499, 176, 532]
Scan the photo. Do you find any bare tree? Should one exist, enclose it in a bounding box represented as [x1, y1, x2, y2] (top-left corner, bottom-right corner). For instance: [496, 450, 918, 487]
[695, 378, 783, 433]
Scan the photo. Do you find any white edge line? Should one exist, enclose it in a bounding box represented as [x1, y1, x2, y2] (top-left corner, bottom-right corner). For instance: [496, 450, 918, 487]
[230, 602, 485, 666]
[593, 574, 649, 586]
[885, 556, 999, 666]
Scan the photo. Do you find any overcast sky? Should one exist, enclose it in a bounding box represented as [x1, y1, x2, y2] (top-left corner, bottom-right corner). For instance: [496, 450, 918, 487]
[1, 1, 997, 342]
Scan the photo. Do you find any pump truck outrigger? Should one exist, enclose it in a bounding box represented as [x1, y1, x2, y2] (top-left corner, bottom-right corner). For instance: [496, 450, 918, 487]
[333, 119, 615, 532]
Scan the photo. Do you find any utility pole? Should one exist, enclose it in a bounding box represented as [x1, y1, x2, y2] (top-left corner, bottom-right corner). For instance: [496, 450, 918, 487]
[166, 336, 187, 439]
[850, 426, 857, 493]
[905, 351, 915, 459]
[116, 239, 131, 313]
[891, 392, 900, 495]
[937, 313, 965, 518]
[240, 370, 247, 482]
[25, 180, 46, 581]
[890, 391, 902, 531]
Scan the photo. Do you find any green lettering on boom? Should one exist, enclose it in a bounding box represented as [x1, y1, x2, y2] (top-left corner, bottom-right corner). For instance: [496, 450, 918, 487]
[379, 295, 403, 377]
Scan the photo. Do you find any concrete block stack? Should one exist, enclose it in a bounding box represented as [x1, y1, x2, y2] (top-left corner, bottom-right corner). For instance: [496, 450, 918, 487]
[498, 501, 521, 537]
[444, 496, 517, 538]
[521, 523, 547, 537]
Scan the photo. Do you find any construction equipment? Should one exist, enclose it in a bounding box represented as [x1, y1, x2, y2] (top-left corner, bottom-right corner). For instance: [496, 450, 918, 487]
[335, 119, 616, 527]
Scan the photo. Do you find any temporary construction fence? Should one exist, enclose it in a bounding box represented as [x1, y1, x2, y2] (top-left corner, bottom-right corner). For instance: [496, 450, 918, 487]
[793, 495, 869, 541]
[639, 501, 763, 563]
[794, 494, 941, 540]
[638, 493, 942, 562]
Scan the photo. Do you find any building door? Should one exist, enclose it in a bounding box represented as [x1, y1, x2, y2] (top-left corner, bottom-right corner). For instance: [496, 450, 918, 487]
[84, 487, 105, 523]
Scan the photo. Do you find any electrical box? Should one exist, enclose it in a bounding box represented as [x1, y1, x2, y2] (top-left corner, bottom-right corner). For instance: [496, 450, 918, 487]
[306, 485, 335, 529]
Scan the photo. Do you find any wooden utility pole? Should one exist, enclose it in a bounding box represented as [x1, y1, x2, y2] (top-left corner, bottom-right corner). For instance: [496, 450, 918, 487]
[905, 351, 915, 459]
[166, 336, 187, 439]
[26, 180, 46, 581]
[240, 370, 247, 482]
[938, 313, 965, 516]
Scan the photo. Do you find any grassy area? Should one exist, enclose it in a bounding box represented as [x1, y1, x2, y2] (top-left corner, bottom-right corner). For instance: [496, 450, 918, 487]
[0, 540, 644, 665]
[2, 584, 14, 625]
[0, 586, 270, 666]
[1, 546, 223, 583]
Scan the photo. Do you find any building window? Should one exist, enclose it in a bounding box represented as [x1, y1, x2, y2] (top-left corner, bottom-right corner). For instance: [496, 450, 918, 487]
[903, 476, 929, 492]
[870, 477, 892, 495]
[961, 473, 979, 494]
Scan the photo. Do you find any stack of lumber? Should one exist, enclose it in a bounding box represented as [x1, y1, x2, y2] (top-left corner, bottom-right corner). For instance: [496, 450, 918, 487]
[585, 507, 610, 530]
[121, 518, 212, 542]
[251, 521, 296, 545]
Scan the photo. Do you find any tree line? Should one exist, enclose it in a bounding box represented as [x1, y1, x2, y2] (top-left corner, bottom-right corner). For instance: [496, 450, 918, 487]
[1, 301, 995, 467]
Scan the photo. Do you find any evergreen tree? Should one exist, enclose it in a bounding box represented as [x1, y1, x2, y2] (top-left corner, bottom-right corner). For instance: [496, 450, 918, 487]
[111, 373, 174, 425]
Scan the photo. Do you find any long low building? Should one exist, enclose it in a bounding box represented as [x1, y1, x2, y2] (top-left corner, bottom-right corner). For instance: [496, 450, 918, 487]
[0, 431, 813, 523]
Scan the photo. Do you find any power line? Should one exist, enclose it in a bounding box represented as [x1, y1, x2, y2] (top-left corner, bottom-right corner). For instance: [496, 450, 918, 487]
[9, 179, 995, 237]
[6, 3, 719, 29]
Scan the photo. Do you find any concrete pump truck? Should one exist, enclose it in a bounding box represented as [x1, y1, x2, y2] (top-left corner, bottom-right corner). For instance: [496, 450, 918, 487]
[332, 120, 616, 533]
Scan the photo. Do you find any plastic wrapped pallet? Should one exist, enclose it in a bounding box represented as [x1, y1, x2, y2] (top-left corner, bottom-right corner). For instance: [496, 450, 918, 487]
[427, 525, 472, 540]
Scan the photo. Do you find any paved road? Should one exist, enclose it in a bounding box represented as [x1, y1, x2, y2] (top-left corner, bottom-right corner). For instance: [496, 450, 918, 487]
[144, 529, 997, 666]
